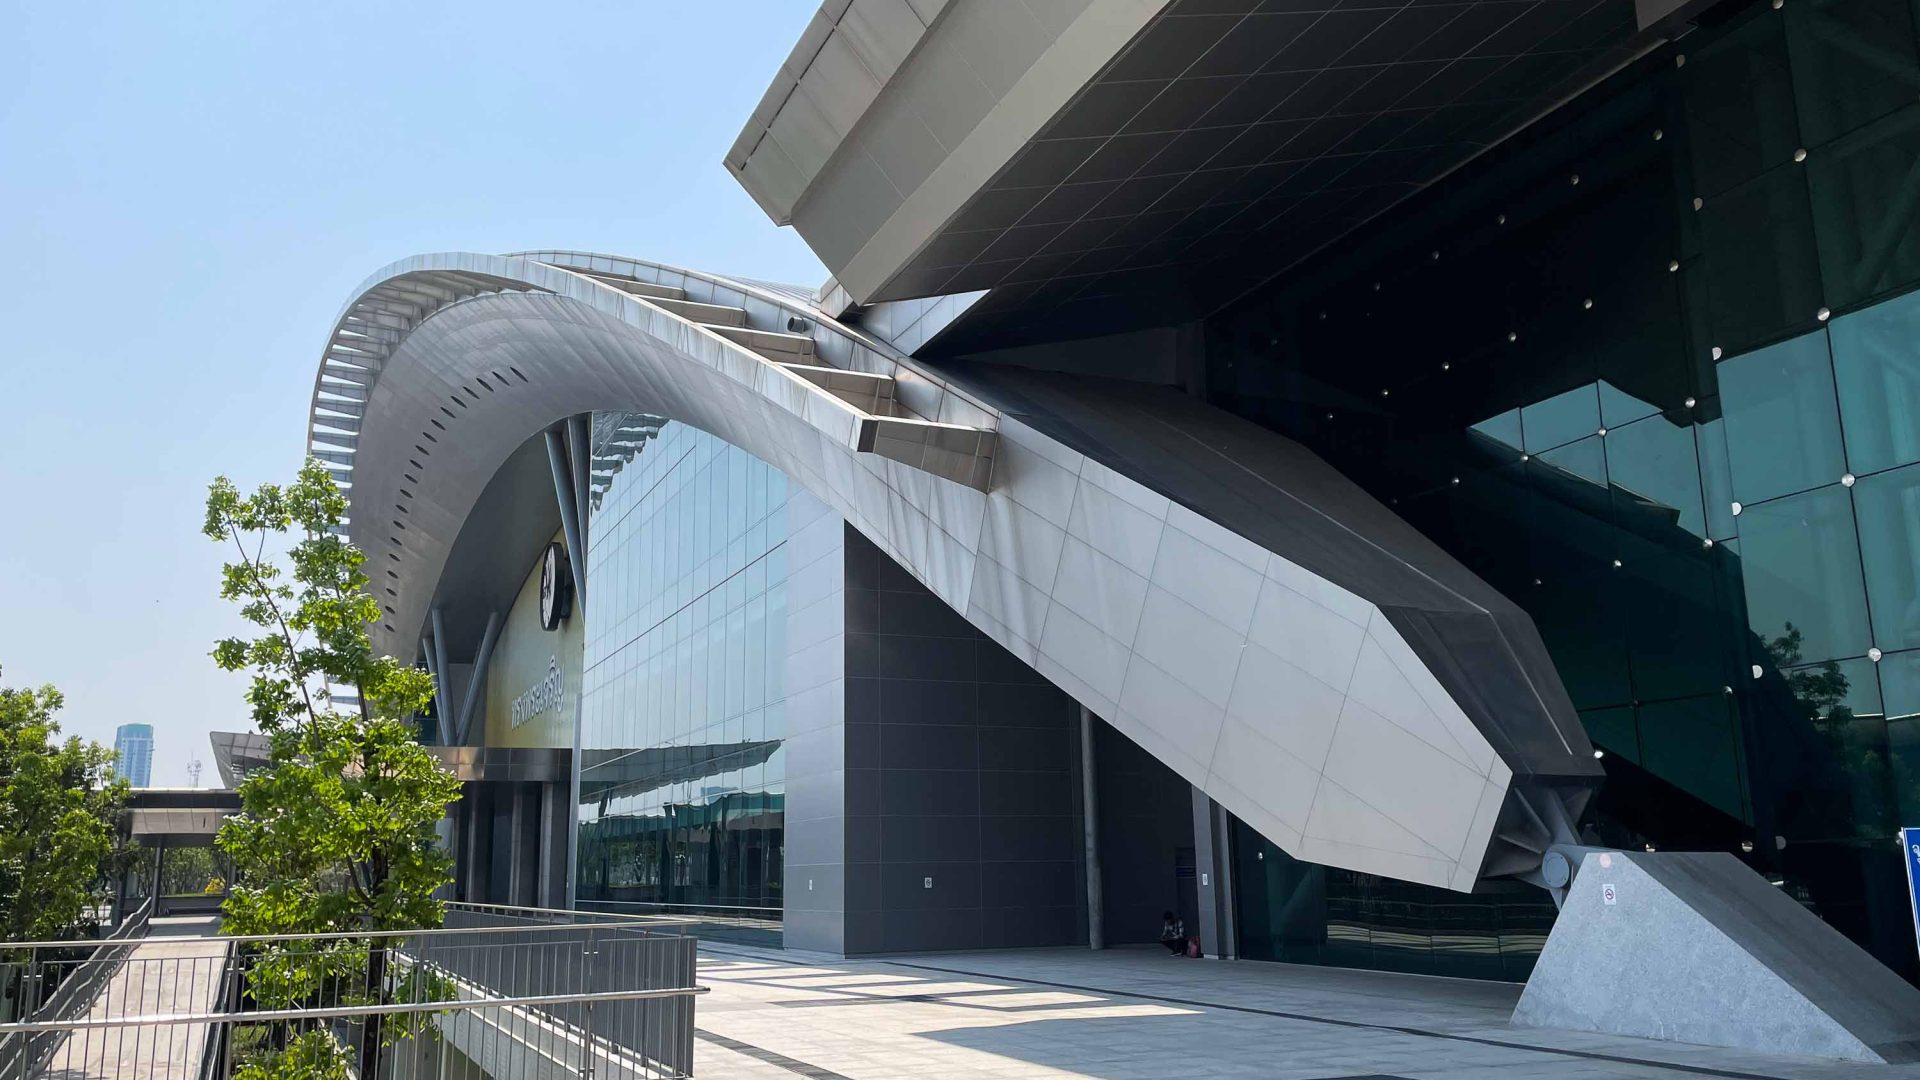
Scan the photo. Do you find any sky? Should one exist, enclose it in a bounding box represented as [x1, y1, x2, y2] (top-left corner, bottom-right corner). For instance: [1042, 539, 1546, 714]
[0, 1, 825, 786]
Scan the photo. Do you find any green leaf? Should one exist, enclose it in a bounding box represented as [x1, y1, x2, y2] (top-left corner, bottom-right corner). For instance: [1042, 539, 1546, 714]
[204, 462, 462, 1077]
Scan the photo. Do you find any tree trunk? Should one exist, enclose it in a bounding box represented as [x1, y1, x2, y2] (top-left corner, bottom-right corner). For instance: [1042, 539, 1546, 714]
[360, 847, 390, 1080]
[360, 945, 386, 1079]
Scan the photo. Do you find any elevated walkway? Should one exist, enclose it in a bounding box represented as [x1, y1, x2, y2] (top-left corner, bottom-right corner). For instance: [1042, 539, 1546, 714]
[41, 917, 224, 1080]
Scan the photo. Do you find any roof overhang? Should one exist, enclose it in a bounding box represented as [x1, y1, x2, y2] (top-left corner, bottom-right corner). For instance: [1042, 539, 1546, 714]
[735, 1, 1714, 344]
[306, 251, 1001, 659]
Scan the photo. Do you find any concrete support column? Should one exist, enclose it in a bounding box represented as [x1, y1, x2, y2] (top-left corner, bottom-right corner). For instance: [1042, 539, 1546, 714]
[566, 693, 583, 910]
[538, 780, 567, 909]
[462, 785, 489, 903]
[150, 840, 166, 917]
[1079, 706, 1104, 950]
[508, 784, 532, 907]
[1212, 801, 1237, 959]
[114, 848, 131, 926]
[507, 785, 522, 906]
[1190, 787, 1236, 959]
[436, 812, 458, 901]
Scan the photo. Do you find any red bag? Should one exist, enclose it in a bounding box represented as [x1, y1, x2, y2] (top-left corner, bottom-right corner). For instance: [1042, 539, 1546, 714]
[1186, 936, 1201, 958]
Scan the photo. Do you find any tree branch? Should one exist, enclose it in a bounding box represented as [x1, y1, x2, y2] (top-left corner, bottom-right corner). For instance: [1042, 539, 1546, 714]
[308, 495, 376, 726]
[226, 521, 316, 728]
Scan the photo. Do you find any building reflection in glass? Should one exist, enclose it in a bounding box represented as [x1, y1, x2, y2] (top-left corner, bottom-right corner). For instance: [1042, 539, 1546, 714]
[1209, 0, 1920, 981]
[574, 414, 790, 929]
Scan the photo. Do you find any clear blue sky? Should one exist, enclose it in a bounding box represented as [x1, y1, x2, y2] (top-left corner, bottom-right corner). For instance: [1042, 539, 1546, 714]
[0, 2, 825, 785]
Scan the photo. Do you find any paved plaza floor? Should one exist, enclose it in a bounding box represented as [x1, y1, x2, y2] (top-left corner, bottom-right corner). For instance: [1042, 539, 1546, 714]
[688, 943, 1920, 1080]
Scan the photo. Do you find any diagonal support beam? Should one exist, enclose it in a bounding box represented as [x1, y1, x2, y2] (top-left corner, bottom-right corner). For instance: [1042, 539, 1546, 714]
[544, 426, 589, 609]
[421, 635, 446, 744]
[454, 611, 502, 747]
[567, 413, 592, 548]
[430, 609, 454, 742]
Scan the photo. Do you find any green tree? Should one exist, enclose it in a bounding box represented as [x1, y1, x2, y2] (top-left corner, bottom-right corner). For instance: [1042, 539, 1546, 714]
[1765, 623, 1897, 840]
[0, 669, 127, 945]
[157, 846, 227, 896]
[205, 460, 461, 1078]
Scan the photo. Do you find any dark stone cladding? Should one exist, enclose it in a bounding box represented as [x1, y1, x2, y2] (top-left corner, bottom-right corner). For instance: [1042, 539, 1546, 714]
[840, 527, 1087, 953]
[932, 362, 1602, 788]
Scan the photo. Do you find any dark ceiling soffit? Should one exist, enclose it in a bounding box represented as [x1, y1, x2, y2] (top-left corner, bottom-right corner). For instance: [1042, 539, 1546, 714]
[888, 2, 1716, 355]
[1204, 22, 1672, 320]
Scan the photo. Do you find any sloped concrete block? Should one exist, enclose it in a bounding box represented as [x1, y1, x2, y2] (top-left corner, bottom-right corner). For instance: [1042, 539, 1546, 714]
[1513, 850, 1920, 1063]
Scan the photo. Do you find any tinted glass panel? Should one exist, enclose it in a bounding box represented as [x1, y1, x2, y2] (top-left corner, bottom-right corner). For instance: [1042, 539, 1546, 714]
[1522, 384, 1601, 452]
[1874, 650, 1920, 822]
[1785, 0, 1920, 148]
[1699, 167, 1823, 352]
[575, 417, 790, 935]
[1230, 819, 1553, 983]
[1623, 547, 1739, 702]
[1535, 434, 1608, 489]
[1684, 9, 1800, 197]
[1776, 658, 1895, 842]
[1718, 332, 1845, 504]
[1808, 105, 1920, 310]
[1201, 0, 1920, 984]
[1637, 694, 1745, 820]
[1582, 705, 1638, 761]
[1599, 380, 1663, 428]
[1697, 416, 1740, 540]
[1471, 407, 1522, 449]
[1830, 290, 1920, 475]
[1851, 463, 1920, 650]
[1736, 484, 1871, 664]
[1606, 413, 1706, 539]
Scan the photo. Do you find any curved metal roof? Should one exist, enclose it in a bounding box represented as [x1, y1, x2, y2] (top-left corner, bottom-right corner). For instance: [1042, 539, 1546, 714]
[305, 247, 1596, 893]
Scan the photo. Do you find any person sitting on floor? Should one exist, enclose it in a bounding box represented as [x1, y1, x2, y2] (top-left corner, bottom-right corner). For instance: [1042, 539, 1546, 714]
[1160, 911, 1187, 956]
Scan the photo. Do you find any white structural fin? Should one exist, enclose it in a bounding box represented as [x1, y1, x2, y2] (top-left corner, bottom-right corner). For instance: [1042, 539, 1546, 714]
[310, 250, 1599, 893]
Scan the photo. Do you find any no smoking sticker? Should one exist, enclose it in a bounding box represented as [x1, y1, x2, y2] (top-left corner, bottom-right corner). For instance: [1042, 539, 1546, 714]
[1602, 882, 1617, 905]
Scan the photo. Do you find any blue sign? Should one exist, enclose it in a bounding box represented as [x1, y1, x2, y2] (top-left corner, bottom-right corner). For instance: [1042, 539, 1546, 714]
[1905, 827, 1920, 962]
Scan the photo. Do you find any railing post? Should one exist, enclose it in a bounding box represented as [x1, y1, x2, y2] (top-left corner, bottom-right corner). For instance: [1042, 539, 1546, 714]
[579, 1000, 596, 1080]
[24, 953, 40, 1017]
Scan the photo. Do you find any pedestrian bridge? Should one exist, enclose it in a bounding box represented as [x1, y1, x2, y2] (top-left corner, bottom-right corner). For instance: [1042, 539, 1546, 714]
[0, 905, 703, 1079]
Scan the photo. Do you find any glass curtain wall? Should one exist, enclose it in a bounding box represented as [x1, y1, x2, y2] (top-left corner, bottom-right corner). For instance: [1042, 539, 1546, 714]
[1232, 823, 1553, 982]
[1210, 0, 1920, 982]
[574, 413, 791, 927]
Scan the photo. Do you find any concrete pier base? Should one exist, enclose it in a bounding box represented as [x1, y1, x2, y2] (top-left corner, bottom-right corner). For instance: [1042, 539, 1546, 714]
[1513, 850, 1920, 1064]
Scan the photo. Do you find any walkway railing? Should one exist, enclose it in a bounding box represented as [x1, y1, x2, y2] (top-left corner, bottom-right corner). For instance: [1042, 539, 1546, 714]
[0, 906, 704, 1079]
[0, 898, 154, 1078]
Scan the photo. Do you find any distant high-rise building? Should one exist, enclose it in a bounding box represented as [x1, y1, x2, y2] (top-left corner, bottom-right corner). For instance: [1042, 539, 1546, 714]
[112, 723, 153, 787]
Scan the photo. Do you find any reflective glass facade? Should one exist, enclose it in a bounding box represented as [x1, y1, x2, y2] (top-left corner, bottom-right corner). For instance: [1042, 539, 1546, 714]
[1233, 823, 1552, 982]
[574, 414, 791, 921]
[1209, 0, 1920, 982]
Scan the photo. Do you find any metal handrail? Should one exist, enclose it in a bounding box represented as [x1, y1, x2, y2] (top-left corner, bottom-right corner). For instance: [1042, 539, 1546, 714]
[443, 900, 681, 920]
[193, 937, 241, 1080]
[10, 912, 706, 1079]
[115, 897, 156, 940]
[0, 898, 156, 1080]
[0, 913, 693, 952]
[0, 984, 708, 1034]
